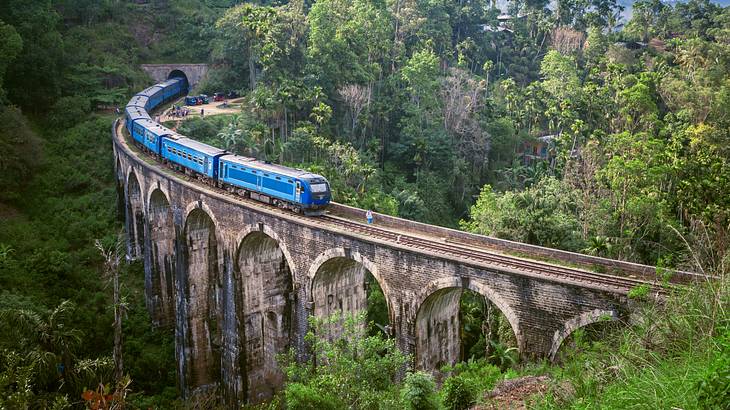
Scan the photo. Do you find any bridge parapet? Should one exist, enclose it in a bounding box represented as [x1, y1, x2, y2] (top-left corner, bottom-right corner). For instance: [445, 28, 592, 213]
[329, 202, 700, 283]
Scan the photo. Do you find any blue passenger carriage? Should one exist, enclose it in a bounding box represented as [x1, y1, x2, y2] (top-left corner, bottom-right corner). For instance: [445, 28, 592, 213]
[131, 119, 178, 155]
[127, 94, 149, 110]
[124, 106, 151, 135]
[137, 85, 164, 110]
[159, 78, 185, 102]
[219, 156, 331, 214]
[162, 137, 226, 179]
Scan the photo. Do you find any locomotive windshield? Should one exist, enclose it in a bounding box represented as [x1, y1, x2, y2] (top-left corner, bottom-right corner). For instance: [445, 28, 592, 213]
[310, 183, 329, 193]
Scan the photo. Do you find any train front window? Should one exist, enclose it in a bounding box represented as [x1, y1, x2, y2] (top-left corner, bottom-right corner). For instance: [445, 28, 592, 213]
[310, 183, 328, 193]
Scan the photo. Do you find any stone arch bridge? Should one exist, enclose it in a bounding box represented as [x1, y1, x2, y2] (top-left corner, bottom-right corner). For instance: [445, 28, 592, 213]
[112, 120, 694, 404]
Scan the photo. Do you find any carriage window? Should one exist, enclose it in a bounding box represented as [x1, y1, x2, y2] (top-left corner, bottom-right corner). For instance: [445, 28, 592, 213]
[310, 183, 328, 193]
[275, 176, 281, 180]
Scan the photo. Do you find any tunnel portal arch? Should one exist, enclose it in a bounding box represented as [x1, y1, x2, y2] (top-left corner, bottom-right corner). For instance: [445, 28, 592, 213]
[168, 69, 190, 93]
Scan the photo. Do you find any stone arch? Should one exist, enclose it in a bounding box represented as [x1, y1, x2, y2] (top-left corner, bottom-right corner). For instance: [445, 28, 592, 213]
[126, 170, 145, 260]
[307, 248, 391, 313]
[146, 188, 176, 327]
[181, 207, 222, 391]
[413, 277, 523, 371]
[115, 157, 125, 222]
[308, 248, 390, 338]
[183, 200, 221, 235]
[168, 69, 189, 93]
[548, 309, 618, 361]
[115, 157, 124, 182]
[230, 230, 294, 404]
[233, 224, 299, 277]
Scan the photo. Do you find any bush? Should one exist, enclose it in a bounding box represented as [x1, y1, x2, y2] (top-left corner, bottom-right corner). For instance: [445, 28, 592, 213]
[400, 371, 439, 410]
[284, 383, 340, 410]
[442, 374, 476, 410]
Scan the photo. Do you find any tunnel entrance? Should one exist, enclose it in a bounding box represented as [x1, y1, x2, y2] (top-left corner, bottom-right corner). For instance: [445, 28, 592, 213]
[168, 69, 190, 94]
[147, 189, 176, 327]
[415, 286, 518, 375]
[311, 257, 390, 339]
[233, 231, 293, 404]
[182, 208, 221, 391]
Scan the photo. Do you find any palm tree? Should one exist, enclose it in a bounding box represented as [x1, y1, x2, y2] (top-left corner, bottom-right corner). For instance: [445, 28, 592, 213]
[583, 235, 612, 257]
[488, 340, 518, 371]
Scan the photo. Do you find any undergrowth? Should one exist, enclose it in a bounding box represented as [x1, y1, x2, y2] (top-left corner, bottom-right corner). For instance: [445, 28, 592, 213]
[532, 223, 729, 409]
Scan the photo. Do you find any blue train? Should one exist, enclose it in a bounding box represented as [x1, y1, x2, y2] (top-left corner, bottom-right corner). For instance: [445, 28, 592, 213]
[123, 76, 331, 215]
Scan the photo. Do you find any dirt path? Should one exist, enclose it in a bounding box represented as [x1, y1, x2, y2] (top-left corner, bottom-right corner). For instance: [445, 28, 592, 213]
[476, 375, 553, 410]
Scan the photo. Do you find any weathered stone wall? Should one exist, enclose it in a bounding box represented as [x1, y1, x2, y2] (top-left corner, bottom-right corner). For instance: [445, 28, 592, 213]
[415, 288, 462, 371]
[235, 232, 292, 403]
[113, 120, 634, 404]
[145, 189, 176, 327]
[311, 257, 370, 340]
[125, 171, 144, 260]
[180, 208, 221, 392]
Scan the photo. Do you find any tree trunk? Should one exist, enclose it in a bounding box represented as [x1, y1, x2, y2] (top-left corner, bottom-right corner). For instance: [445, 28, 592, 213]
[113, 268, 123, 382]
[248, 43, 257, 91]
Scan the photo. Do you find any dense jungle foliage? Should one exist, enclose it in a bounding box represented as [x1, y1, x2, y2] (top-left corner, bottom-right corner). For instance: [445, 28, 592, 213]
[0, 0, 728, 408]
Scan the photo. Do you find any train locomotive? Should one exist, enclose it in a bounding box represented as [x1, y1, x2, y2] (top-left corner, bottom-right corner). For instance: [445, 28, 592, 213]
[123, 76, 331, 215]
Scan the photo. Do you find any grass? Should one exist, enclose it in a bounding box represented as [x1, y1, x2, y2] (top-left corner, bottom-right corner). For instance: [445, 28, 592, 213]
[528, 267, 729, 410]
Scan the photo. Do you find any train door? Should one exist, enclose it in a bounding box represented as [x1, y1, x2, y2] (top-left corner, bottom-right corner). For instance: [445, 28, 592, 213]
[295, 181, 302, 202]
[257, 174, 263, 192]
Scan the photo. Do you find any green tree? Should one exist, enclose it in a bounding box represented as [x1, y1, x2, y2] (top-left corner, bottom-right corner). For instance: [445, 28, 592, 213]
[0, 106, 42, 202]
[0, 20, 22, 101]
[283, 313, 408, 408]
[0, 0, 64, 111]
[540, 50, 582, 103]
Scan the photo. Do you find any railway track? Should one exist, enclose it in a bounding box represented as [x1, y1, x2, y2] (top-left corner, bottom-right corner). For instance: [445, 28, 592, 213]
[320, 216, 671, 296]
[117, 120, 671, 297]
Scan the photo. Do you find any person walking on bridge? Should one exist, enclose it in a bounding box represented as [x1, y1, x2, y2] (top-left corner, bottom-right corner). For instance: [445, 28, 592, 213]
[366, 209, 373, 224]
